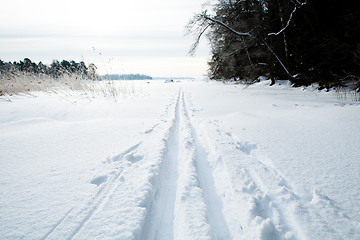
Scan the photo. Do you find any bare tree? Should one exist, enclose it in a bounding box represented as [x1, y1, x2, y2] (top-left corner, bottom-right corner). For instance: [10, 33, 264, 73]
[187, 9, 292, 81]
[187, 0, 308, 83]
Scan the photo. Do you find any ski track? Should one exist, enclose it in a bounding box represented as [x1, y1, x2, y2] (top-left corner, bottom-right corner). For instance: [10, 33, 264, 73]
[140, 89, 230, 239]
[42, 92, 180, 240]
[40, 207, 74, 240]
[181, 91, 231, 239]
[40, 87, 358, 239]
[194, 111, 359, 239]
[139, 90, 182, 239]
[41, 144, 132, 240]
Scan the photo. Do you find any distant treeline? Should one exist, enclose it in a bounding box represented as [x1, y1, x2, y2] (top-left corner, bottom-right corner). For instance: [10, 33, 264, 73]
[102, 74, 152, 80]
[0, 58, 98, 80]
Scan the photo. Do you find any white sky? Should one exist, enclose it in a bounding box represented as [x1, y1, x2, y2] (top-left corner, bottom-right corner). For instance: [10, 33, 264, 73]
[0, 0, 211, 78]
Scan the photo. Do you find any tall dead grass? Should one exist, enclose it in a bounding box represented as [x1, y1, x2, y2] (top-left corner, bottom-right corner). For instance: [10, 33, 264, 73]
[0, 73, 138, 100]
[335, 87, 360, 102]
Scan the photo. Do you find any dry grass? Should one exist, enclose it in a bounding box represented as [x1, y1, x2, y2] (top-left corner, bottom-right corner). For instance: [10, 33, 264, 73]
[82, 80, 139, 100]
[1, 73, 55, 95]
[0, 73, 139, 100]
[334, 87, 360, 102]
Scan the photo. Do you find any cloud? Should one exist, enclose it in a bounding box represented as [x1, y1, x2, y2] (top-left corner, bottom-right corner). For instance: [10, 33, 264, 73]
[0, 0, 210, 77]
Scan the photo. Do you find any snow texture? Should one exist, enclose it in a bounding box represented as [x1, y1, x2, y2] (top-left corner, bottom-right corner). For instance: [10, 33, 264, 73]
[0, 80, 359, 239]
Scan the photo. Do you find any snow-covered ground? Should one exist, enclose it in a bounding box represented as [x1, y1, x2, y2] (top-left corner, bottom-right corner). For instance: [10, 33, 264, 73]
[0, 80, 359, 239]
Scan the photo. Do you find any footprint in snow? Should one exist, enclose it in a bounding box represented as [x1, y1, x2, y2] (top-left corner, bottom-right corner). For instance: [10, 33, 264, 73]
[237, 141, 257, 155]
[144, 124, 159, 134]
[144, 128, 154, 134]
[90, 175, 108, 186]
[126, 153, 144, 163]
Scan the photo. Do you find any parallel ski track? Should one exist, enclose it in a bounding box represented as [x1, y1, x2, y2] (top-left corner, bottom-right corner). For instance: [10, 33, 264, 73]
[42, 143, 139, 240]
[42, 86, 359, 240]
[40, 208, 74, 240]
[42, 92, 180, 240]
[181, 91, 231, 239]
[44, 88, 226, 240]
[247, 155, 358, 239]
[201, 114, 359, 239]
[141, 88, 232, 239]
[172, 92, 212, 239]
[201, 119, 303, 239]
[139, 90, 182, 239]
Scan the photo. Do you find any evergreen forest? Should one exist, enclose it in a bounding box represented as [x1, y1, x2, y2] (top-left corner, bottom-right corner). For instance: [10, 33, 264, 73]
[0, 58, 98, 81]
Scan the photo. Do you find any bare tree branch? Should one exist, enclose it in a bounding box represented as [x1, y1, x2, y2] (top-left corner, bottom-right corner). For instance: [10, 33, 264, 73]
[202, 12, 292, 78]
[189, 23, 211, 55]
[202, 13, 252, 37]
[268, 7, 297, 36]
[188, 8, 295, 79]
[290, 0, 307, 8]
[268, 1, 307, 36]
[262, 40, 292, 77]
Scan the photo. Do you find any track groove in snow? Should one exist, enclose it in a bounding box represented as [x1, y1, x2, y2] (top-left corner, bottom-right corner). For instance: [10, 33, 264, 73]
[180, 91, 231, 239]
[140, 89, 229, 239]
[140, 90, 181, 239]
[41, 144, 131, 239]
[141, 88, 235, 239]
[40, 92, 181, 240]
[40, 207, 74, 240]
[189, 113, 359, 239]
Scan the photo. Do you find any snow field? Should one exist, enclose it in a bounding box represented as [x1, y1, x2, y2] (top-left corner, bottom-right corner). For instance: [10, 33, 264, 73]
[182, 81, 360, 239]
[42, 91, 182, 239]
[1, 80, 359, 239]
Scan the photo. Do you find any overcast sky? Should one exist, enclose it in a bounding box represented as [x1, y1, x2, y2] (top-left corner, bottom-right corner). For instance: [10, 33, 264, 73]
[0, 0, 211, 78]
